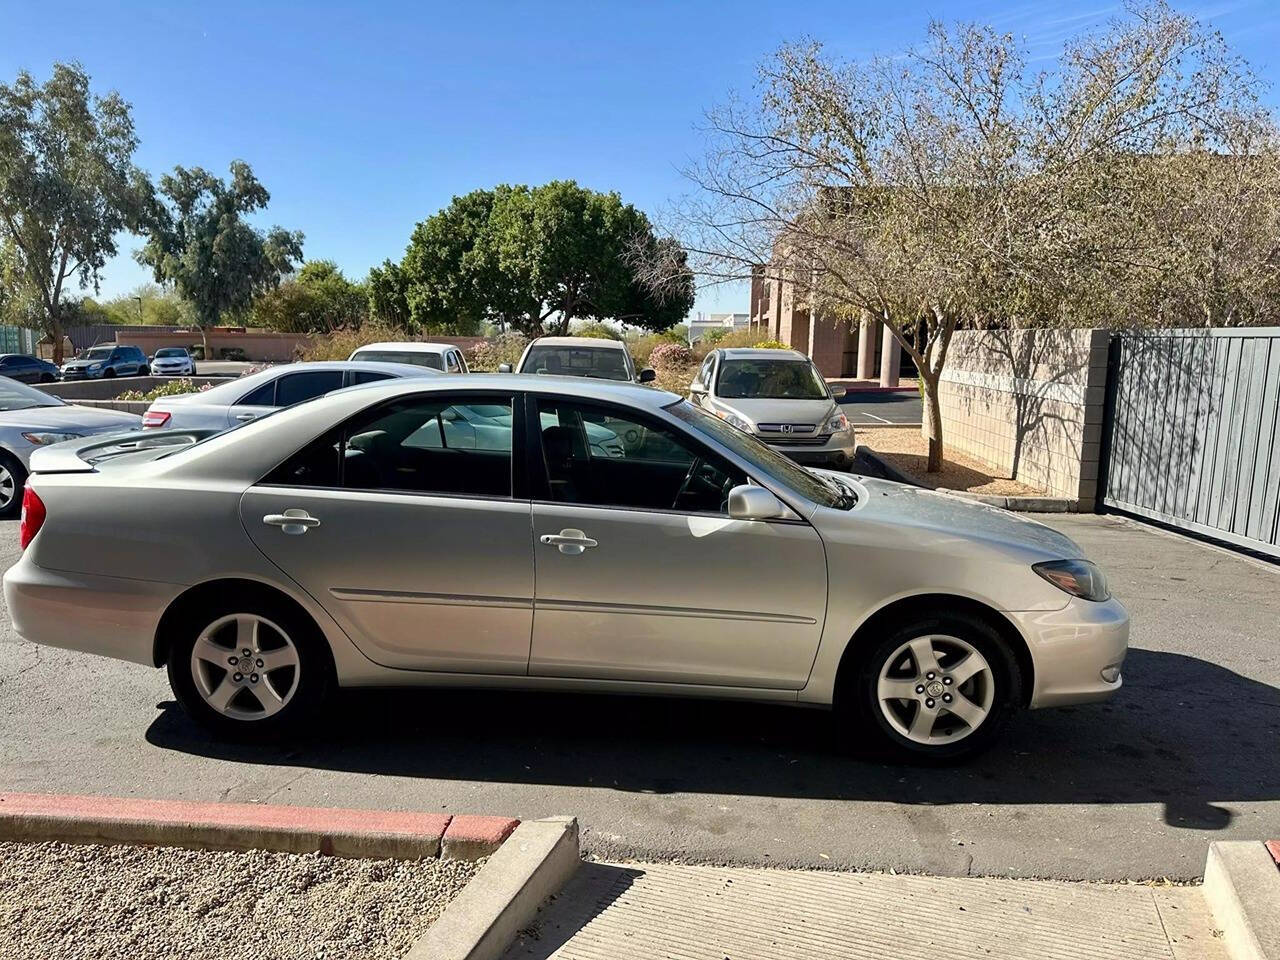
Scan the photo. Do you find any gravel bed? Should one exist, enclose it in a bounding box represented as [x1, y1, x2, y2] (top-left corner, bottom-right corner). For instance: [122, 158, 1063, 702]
[856, 427, 1043, 496]
[0, 840, 479, 960]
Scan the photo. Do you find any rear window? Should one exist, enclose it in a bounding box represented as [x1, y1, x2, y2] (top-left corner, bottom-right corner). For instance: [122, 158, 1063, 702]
[353, 350, 444, 370]
[520, 345, 630, 381]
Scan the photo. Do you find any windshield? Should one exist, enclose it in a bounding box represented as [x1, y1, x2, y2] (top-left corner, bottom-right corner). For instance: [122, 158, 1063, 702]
[353, 350, 444, 370]
[155, 348, 188, 358]
[668, 399, 854, 509]
[717, 358, 828, 399]
[521, 345, 631, 381]
[76, 347, 114, 361]
[0, 377, 64, 411]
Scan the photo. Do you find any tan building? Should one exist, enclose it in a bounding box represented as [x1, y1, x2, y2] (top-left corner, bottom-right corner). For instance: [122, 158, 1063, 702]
[748, 265, 907, 383]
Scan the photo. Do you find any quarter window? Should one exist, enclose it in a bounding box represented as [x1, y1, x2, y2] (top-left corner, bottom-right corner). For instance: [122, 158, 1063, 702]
[535, 398, 743, 513]
[238, 381, 277, 407]
[446, 351, 461, 373]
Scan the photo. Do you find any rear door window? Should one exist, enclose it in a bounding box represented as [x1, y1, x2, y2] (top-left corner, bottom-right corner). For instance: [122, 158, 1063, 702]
[276, 371, 344, 407]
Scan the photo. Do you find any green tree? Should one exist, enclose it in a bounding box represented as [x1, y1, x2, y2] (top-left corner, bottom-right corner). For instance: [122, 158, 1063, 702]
[0, 62, 151, 361]
[250, 259, 367, 333]
[136, 161, 303, 349]
[382, 182, 694, 337]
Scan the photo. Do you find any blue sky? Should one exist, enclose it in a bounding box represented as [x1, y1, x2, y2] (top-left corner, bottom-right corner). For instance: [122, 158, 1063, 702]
[3, 0, 1279, 318]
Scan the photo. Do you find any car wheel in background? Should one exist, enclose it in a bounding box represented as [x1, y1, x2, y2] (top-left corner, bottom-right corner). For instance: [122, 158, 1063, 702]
[166, 595, 333, 738]
[39, 373, 55, 383]
[138, 366, 150, 376]
[0, 452, 27, 520]
[102, 368, 116, 379]
[847, 612, 1022, 762]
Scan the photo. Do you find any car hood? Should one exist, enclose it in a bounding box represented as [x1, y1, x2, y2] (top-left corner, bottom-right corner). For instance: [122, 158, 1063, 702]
[713, 397, 836, 426]
[0, 405, 142, 432]
[822, 471, 1083, 561]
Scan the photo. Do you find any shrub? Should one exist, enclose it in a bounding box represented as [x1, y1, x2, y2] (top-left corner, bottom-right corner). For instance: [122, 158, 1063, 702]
[653, 362, 698, 396]
[468, 332, 529, 371]
[297, 319, 408, 361]
[570, 322, 622, 340]
[648, 342, 695, 369]
[116, 378, 201, 402]
[754, 338, 789, 350]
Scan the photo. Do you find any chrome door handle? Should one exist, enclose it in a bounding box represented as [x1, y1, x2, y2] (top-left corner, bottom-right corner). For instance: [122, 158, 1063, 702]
[539, 528, 598, 555]
[263, 509, 321, 535]
[235, 412, 257, 421]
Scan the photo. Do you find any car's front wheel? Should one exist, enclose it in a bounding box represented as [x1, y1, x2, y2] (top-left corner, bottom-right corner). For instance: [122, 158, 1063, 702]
[0, 452, 27, 520]
[167, 597, 333, 738]
[849, 613, 1022, 761]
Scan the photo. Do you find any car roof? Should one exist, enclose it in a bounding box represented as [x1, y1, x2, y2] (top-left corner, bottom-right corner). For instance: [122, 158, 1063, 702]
[334, 372, 678, 409]
[189, 360, 440, 404]
[528, 337, 628, 350]
[351, 342, 456, 354]
[717, 347, 809, 360]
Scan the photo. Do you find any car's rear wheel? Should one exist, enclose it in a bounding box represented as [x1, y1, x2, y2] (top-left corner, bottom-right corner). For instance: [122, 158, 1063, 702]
[848, 613, 1022, 761]
[167, 597, 332, 738]
[138, 365, 149, 376]
[0, 452, 27, 520]
[102, 368, 116, 379]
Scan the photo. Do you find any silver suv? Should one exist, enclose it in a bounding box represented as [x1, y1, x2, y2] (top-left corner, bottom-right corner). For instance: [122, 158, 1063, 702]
[691, 348, 854, 468]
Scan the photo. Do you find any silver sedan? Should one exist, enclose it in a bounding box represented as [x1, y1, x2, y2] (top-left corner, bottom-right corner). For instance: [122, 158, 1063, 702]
[4, 375, 1128, 759]
[0, 378, 140, 518]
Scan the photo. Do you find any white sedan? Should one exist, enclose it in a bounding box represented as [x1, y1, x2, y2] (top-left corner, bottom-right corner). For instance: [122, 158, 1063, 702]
[141, 360, 438, 430]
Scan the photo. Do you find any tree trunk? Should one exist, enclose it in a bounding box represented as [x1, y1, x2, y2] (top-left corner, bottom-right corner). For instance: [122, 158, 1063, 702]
[51, 312, 65, 365]
[920, 371, 944, 473]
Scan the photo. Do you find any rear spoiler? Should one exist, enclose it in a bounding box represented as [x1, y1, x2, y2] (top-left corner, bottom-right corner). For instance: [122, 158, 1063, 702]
[29, 428, 223, 474]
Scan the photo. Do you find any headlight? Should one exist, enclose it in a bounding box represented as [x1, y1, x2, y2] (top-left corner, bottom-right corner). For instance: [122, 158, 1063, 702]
[1033, 559, 1110, 601]
[715, 409, 753, 433]
[88, 362, 103, 370]
[827, 410, 850, 432]
[22, 431, 84, 446]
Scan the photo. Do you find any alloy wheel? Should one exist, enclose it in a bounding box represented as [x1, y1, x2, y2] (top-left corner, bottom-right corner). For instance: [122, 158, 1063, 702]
[0, 464, 16, 510]
[189, 613, 301, 721]
[875, 634, 995, 745]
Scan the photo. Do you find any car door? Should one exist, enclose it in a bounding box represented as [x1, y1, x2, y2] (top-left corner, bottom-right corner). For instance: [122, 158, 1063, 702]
[527, 395, 828, 689]
[241, 390, 533, 673]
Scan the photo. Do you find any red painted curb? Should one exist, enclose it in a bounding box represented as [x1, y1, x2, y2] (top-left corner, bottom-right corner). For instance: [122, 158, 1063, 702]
[0, 792, 515, 861]
[442, 815, 521, 861]
[1266, 840, 1280, 868]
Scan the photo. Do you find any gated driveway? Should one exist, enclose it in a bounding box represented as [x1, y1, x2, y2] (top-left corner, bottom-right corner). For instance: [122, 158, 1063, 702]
[0, 513, 1276, 880]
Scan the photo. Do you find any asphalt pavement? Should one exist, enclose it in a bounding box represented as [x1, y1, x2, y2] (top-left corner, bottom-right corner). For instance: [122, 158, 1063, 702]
[1, 514, 1277, 881]
[838, 390, 922, 425]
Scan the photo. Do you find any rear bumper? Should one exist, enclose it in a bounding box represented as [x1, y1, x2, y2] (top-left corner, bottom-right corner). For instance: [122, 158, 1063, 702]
[2, 553, 179, 667]
[1010, 595, 1129, 708]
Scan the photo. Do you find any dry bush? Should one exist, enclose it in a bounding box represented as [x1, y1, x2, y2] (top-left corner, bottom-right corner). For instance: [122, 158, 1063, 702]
[297, 320, 407, 361]
[468, 333, 529, 371]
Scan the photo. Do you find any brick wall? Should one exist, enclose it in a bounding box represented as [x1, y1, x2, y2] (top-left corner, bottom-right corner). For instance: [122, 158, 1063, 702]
[938, 328, 1109, 509]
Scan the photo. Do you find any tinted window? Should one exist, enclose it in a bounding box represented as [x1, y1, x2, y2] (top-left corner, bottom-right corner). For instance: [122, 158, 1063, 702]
[155, 348, 187, 358]
[716, 358, 827, 399]
[264, 396, 514, 497]
[239, 381, 277, 406]
[353, 350, 444, 370]
[0, 357, 17, 367]
[346, 370, 393, 387]
[276, 371, 344, 407]
[535, 398, 742, 513]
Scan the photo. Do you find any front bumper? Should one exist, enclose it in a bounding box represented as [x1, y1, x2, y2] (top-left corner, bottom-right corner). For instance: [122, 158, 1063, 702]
[59, 368, 101, 381]
[760, 431, 857, 467]
[153, 365, 192, 376]
[1009, 595, 1129, 708]
[2, 553, 179, 667]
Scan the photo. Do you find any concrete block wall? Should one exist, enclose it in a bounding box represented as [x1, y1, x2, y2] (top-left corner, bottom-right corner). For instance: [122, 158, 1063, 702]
[938, 328, 1109, 509]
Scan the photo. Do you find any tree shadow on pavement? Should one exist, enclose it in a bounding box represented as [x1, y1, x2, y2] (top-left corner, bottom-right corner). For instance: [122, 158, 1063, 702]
[146, 648, 1279, 829]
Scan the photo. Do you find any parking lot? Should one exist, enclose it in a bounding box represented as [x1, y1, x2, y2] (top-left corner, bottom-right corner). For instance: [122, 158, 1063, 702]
[837, 389, 921, 425]
[1, 512, 1276, 882]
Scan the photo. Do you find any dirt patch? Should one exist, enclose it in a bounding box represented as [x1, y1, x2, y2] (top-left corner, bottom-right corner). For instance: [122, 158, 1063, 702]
[0, 840, 479, 960]
[857, 427, 1044, 496]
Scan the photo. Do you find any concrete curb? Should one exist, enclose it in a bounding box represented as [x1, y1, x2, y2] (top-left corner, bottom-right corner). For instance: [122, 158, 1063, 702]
[406, 816, 580, 960]
[1203, 840, 1280, 960]
[854, 446, 1077, 513]
[0, 792, 517, 861]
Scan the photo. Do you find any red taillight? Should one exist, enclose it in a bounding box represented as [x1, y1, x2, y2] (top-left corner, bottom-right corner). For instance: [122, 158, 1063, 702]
[19, 486, 45, 550]
[142, 409, 171, 428]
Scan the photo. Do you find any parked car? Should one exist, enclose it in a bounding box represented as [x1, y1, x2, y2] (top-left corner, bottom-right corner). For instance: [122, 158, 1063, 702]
[500, 336, 655, 383]
[61, 345, 150, 380]
[140, 361, 439, 431]
[0, 354, 61, 384]
[690, 348, 855, 469]
[5, 375, 1128, 759]
[349, 342, 469, 373]
[0, 377, 141, 518]
[150, 347, 196, 377]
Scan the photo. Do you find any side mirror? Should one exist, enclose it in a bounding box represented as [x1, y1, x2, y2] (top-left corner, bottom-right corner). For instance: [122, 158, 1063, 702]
[638, 368, 656, 384]
[497, 363, 513, 373]
[829, 385, 846, 399]
[728, 484, 787, 521]
[689, 380, 707, 395]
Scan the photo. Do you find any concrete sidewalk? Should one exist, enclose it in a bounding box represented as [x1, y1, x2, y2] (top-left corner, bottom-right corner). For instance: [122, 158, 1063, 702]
[505, 861, 1227, 960]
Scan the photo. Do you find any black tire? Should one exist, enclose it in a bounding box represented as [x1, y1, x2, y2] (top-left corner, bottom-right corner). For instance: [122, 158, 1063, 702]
[0, 451, 27, 520]
[138, 366, 149, 377]
[166, 594, 333, 739]
[842, 612, 1023, 762]
[40, 373, 55, 384]
[102, 368, 116, 379]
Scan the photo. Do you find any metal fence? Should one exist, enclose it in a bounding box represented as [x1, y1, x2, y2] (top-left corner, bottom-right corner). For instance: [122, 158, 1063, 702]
[0, 325, 41, 355]
[1101, 328, 1280, 558]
